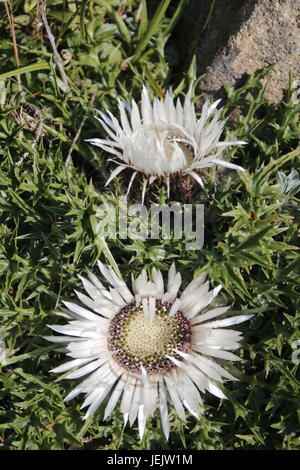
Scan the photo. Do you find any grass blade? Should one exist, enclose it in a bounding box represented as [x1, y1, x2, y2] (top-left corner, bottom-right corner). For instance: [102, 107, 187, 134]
[164, 0, 189, 36]
[133, 0, 171, 61]
[0, 62, 50, 80]
[137, 0, 148, 40]
[95, 0, 132, 45]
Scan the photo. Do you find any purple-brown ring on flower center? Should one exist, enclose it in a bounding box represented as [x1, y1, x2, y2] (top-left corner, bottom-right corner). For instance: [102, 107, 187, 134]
[108, 300, 192, 375]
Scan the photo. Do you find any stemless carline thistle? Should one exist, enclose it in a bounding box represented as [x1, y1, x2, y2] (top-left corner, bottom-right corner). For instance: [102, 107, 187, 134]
[46, 262, 252, 440]
[87, 87, 246, 201]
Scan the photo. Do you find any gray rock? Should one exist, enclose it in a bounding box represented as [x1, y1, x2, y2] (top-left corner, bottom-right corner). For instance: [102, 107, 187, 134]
[186, 0, 300, 102]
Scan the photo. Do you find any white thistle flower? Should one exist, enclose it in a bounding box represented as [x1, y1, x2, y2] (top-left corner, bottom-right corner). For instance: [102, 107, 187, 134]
[87, 88, 246, 201]
[46, 262, 252, 441]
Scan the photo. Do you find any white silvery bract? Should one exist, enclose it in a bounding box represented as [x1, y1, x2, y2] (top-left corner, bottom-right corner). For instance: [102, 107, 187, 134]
[46, 262, 252, 440]
[87, 88, 246, 200]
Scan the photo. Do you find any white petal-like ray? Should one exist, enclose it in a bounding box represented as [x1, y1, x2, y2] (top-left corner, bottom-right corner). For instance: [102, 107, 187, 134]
[86, 139, 121, 157]
[202, 314, 253, 328]
[104, 375, 127, 419]
[143, 379, 158, 419]
[120, 376, 136, 425]
[79, 274, 108, 301]
[127, 171, 137, 195]
[165, 372, 186, 422]
[169, 298, 181, 317]
[190, 306, 231, 324]
[163, 263, 182, 302]
[181, 273, 207, 298]
[83, 388, 111, 419]
[66, 356, 110, 380]
[188, 170, 205, 189]
[129, 381, 143, 426]
[138, 404, 147, 440]
[62, 301, 101, 322]
[211, 158, 245, 172]
[47, 322, 106, 339]
[118, 100, 132, 135]
[51, 358, 92, 374]
[131, 99, 142, 130]
[159, 379, 170, 441]
[196, 346, 241, 364]
[97, 261, 134, 304]
[105, 165, 128, 187]
[44, 335, 86, 343]
[207, 382, 227, 399]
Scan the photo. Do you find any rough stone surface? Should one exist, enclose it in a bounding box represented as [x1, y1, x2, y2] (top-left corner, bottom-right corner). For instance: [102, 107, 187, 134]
[186, 0, 300, 102]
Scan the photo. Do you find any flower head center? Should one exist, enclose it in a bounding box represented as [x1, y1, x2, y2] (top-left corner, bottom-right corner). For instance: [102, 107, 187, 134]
[128, 123, 195, 175]
[108, 300, 191, 375]
[123, 310, 178, 358]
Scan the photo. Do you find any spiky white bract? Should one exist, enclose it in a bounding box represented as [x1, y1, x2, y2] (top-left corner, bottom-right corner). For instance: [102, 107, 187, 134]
[46, 262, 252, 440]
[87, 87, 246, 200]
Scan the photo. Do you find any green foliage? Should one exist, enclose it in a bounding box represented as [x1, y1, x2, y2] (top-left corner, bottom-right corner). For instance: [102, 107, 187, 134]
[0, 0, 299, 451]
